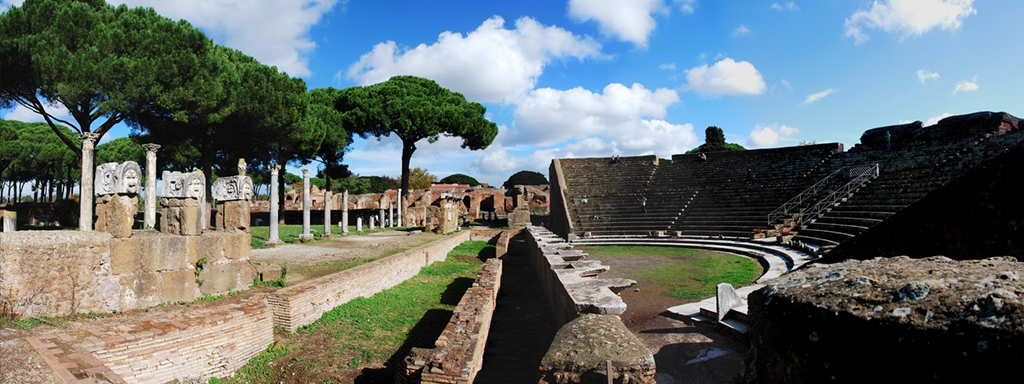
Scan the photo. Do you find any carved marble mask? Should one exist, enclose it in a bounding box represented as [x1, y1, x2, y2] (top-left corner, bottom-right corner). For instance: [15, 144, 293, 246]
[123, 169, 140, 194]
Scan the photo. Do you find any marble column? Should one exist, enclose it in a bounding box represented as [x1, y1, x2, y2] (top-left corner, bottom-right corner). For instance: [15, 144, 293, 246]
[79, 133, 100, 231]
[341, 190, 349, 234]
[378, 200, 385, 230]
[397, 189, 403, 227]
[356, 216, 362, 232]
[142, 144, 160, 229]
[267, 165, 282, 244]
[300, 169, 313, 241]
[323, 190, 332, 236]
[389, 201, 394, 228]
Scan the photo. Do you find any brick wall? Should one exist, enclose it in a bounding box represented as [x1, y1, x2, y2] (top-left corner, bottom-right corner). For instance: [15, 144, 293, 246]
[21, 293, 273, 384]
[268, 230, 473, 332]
[0, 230, 255, 317]
[401, 258, 503, 384]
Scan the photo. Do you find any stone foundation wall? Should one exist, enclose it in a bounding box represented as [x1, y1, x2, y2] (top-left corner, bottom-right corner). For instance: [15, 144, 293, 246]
[0, 230, 255, 317]
[401, 258, 502, 384]
[267, 230, 473, 332]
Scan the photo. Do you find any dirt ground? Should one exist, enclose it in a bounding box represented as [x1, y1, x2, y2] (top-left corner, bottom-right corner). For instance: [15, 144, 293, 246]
[251, 230, 443, 283]
[588, 249, 755, 384]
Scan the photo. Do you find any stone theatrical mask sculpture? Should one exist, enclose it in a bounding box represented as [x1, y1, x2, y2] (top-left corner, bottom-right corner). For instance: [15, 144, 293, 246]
[95, 161, 142, 195]
[212, 175, 254, 201]
[162, 170, 205, 199]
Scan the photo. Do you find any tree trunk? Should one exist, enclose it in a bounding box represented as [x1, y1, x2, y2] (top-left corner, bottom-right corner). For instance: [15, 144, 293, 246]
[400, 139, 416, 198]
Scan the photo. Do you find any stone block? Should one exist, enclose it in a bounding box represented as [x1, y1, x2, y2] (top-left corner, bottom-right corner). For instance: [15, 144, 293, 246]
[715, 283, 742, 322]
[205, 261, 255, 295]
[109, 238, 142, 275]
[197, 233, 226, 264]
[158, 269, 200, 303]
[160, 198, 201, 236]
[255, 263, 283, 282]
[95, 194, 138, 238]
[215, 200, 251, 231]
[140, 235, 191, 272]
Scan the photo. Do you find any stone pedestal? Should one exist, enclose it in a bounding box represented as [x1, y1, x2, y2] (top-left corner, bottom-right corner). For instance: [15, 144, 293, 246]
[356, 217, 362, 232]
[95, 195, 138, 238]
[160, 198, 202, 236]
[215, 200, 251, 231]
[508, 208, 531, 228]
[370, 216, 376, 230]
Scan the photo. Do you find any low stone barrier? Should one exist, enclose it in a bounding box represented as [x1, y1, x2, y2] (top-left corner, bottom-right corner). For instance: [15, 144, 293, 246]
[401, 258, 503, 383]
[0, 230, 254, 317]
[745, 256, 1024, 383]
[523, 226, 636, 326]
[268, 230, 473, 332]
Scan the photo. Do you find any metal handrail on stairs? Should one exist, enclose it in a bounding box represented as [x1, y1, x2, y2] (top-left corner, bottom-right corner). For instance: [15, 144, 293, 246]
[768, 167, 846, 224]
[798, 163, 880, 228]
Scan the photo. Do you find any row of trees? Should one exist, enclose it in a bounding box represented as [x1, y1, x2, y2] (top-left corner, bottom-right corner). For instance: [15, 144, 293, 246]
[1, 0, 500, 222]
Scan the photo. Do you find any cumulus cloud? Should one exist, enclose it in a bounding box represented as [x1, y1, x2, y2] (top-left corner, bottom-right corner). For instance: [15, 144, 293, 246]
[1, 0, 24, 11]
[732, 25, 751, 36]
[953, 78, 979, 93]
[844, 0, 976, 45]
[684, 58, 767, 97]
[748, 124, 800, 148]
[568, 0, 666, 47]
[109, 0, 340, 77]
[803, 88, 835, 104]
[771, 2, 798, 11]
[916, 69, 941, 84]
[347, 16, 602, 104]
[512, 83, 682, 146]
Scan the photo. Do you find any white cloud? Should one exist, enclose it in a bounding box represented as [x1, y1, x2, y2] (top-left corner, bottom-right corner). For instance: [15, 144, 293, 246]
[803, 88, 835, 104]
[109, 0, 340, 77]
[674, 0, 697, 14]
[844, 0, 976, 45]
[346, 16, 602, 104]
[512, 82, 682, 147]
[916, 69, 941, 84]
[684, 58, 767, 97]
[1, 0, 24, 11]
[568, 0, 666, 47]
[3, 101, 70, 123]
[925, 112, 954, 126]
[771, 2, 798, 11]
[748, 123, 800, 148]
[953, 78, 979, 93]
[658, 63, 677, 71]
[732, 25, 751, 36]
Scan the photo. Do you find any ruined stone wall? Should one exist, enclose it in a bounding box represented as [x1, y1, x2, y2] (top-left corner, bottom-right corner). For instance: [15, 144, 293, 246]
[267, 230, 473, 332]
[401, 258, 502, 384]
[0, 230, 255, 317]
[826, 140, 1024, 261]
[547, 159, 574, 239]
[745, 256, 1024, 383]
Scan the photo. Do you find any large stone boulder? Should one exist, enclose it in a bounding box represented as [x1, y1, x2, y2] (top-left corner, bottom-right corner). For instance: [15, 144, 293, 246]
[539, 314, 655, 384]
[745, 256, 1024, 383]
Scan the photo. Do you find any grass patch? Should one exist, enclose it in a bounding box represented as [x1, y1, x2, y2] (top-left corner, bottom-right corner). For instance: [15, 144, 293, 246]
[249, 225, 422, 248]
[215, 242, 485, 383]
[580, 245, 762, 301]
[577, 245, 701, 258]
[447, 240, 495, 260]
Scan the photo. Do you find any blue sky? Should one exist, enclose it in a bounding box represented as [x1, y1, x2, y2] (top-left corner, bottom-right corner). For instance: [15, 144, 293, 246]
[3, 0, 1021, 186]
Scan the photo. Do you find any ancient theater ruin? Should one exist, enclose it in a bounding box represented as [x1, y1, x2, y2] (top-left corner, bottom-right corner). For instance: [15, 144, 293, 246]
[1, 111, 1022, 383]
